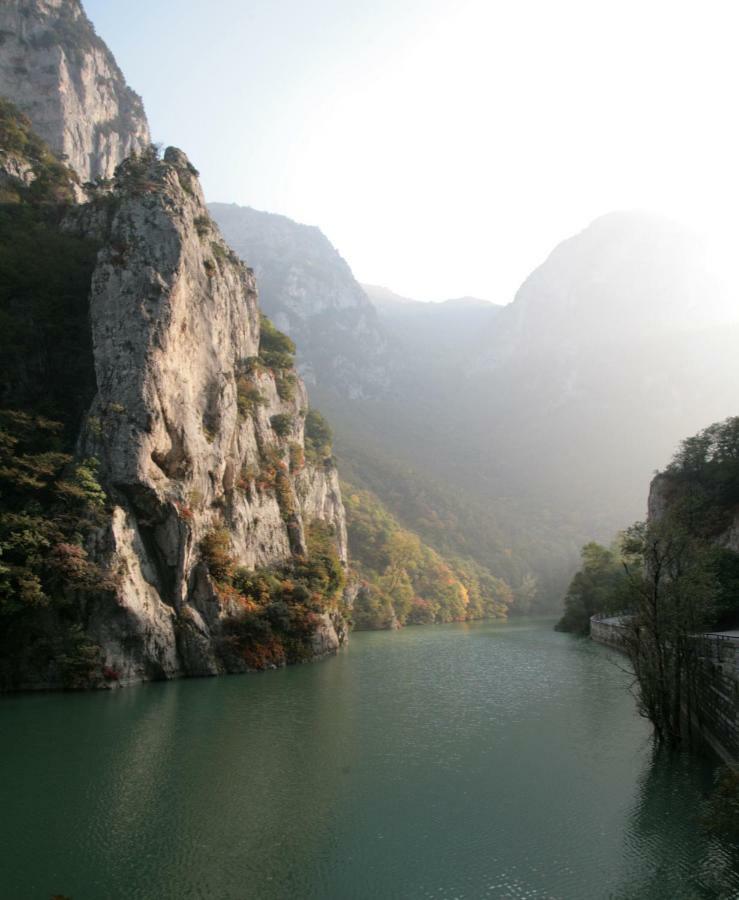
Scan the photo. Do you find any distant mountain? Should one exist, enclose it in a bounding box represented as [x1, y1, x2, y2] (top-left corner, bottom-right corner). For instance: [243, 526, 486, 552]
[458, 211, 739, 524]
[210, 203, 389, 397]
[360, 284, 416, 308]
[365, 285, 495, 310]
[477, 211, 732, 369]
[210, 205, 739, 609]
[364, 284, 502, 368]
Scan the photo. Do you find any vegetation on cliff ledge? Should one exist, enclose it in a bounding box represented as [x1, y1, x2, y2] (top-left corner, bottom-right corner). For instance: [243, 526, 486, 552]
[0, 98, 78, 204]
[200, 521, 347, 669]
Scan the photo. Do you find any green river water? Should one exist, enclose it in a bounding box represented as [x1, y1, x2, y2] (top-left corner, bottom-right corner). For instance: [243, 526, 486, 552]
[0, 618, 737, 899]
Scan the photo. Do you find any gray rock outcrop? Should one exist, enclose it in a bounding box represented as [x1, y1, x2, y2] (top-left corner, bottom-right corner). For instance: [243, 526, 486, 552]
[0, 0, 150, 183]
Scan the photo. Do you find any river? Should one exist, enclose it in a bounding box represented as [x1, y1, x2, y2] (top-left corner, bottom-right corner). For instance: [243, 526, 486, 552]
[0, 618, 737, 899]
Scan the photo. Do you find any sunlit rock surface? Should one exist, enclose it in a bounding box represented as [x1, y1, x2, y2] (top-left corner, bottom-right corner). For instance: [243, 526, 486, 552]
[0, 0, 150, 183]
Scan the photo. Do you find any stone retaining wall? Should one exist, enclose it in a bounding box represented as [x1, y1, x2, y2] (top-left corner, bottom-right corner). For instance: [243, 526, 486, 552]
[590, 615, 739, 768]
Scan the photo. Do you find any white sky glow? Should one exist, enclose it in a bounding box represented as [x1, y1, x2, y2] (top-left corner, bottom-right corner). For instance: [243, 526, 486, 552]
[86, 0, 739, 306]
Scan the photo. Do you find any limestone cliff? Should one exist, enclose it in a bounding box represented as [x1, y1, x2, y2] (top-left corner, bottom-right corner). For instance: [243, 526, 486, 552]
[0, 0, 150, 183]
[0, 101, 350, 688]
[75, 149, 349, 683]
[0, 1, 354, 690]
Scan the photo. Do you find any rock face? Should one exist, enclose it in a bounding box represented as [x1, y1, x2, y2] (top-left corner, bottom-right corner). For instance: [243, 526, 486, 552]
[65, 148, 348, 684]
[649, 472, 739, 555]
[0, 0, 150, 183]
[209, 202, 389, 397]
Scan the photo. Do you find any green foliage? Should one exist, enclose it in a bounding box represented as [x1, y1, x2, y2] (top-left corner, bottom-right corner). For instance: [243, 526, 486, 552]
[270, 413, 293, 438]
[0, 411, 110, 616]
[0, 98, 78, 203]
[112, 145, 161, 196]
[329, 418, 554, 612]
[344, 481, 512, 630]
[194, 214, 211, 237]
[0, 129, 113, 688]
[211, 241, 228, 261]
[235, 374, 263, 419]
[56, 458, 106, 510]
[0, 410, 113, 692]
[274, 467, 298, 523]
[275, 369, 297, 402]
[289, 443, 305, 472]
[557, 418, 739, 747]
[252, 315, 300, 416]
[305, 408, 332, 463]
[663, 416, 739, 542]
[644, 416, 739, 626]
[259, 315, 296, 369]
[58, 624, 103, 690]
[555, 542, 630, 635]
[620, 516, 720, 747]
[200, 528, 235, 585]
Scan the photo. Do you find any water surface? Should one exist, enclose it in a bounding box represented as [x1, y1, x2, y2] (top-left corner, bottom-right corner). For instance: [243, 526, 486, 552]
[1, 618, 736, 899]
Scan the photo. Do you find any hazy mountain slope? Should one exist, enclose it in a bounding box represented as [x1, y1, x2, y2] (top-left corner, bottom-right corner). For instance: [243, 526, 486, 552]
[210, 202, 388, 396]
[481, 212, 732, 369]
[210, 203, 739, 608]
[210, 202, 543, 603]
[343, 479, 512, 630]
[459, 211, 739, 522]
[363, 284, 502, 368]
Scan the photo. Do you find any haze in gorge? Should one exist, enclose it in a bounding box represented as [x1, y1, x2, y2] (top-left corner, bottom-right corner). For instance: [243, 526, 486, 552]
[0, 1, 738, 898]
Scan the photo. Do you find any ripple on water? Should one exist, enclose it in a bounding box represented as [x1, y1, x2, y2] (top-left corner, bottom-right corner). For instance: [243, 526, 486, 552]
[0, 618, 736, 900]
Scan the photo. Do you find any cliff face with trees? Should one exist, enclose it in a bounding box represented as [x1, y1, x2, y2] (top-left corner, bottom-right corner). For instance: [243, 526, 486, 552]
[0, 0, 150, 183]
[0, 7, 350, 690]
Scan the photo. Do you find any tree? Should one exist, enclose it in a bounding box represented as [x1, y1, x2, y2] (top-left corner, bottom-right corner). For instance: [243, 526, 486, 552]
[555, 541, 629, 635]
[620, 518, 718, 748]
[304, 408, 333, 462]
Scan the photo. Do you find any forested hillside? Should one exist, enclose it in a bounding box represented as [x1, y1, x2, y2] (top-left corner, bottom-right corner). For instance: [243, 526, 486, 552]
[344, 482, 512, 629]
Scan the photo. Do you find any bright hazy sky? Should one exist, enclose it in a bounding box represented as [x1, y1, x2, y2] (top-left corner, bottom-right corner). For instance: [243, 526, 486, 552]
[85, 0, 739, 304]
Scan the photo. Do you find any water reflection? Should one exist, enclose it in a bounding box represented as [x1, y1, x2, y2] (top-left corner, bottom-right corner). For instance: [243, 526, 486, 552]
[614, 747, 738, 900]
